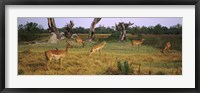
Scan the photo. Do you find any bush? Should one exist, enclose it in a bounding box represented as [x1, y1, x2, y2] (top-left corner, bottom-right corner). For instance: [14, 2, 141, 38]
[117, 60, 131, 75]
[106, 32, 130, 42]
[18, 30, 39, 41]
[107, 32, 120, 41]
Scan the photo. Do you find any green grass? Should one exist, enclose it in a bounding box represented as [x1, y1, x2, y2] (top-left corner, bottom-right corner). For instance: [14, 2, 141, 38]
[18, 34, 182, 75]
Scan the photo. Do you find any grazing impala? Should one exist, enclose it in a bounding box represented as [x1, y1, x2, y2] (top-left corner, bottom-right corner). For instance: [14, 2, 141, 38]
[89, 41, 106, 57]
[131, 38, 145, 50]
[161, 41, 171, 54]
[45, 41, 73, 70]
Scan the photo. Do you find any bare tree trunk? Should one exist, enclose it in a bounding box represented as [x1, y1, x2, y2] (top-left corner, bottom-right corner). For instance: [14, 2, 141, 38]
[65, 20, 74, 38]
[116, 22, 125, 42]
[89, 18, 101, 42]
[47, 18, 60, 39]
[120, 23, 126, 41]
[116, 22, 134, 42]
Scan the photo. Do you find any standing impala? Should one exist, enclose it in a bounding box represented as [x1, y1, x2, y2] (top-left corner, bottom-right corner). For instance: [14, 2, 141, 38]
[131, 38, 145, 50]
[44, 41, 73, 70]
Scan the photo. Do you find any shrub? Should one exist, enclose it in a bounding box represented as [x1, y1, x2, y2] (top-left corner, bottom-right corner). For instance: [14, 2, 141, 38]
[117, 60, 131, 75]
[18, 22, 45, 42]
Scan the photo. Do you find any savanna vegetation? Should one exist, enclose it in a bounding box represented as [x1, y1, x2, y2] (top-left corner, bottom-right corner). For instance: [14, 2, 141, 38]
[18, 21, 182, 75]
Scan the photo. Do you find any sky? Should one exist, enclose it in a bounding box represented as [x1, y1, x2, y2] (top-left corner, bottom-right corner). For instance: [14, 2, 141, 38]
[18, 17, 182, 29]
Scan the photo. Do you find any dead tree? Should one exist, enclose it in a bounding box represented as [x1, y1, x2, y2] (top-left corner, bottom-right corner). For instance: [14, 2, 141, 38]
[89, 18, 101, 42]
[116, 22, 134, 42]
[64, 20, 74, 38]
[47, 18, 60, 39]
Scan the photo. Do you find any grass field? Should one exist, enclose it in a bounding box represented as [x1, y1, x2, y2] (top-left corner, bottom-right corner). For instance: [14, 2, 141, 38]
[18, 34, 182, 75]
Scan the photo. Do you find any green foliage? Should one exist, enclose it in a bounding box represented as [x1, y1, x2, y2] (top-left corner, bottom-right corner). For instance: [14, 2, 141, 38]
[137, 33, 143, 39]
[142, 36, 182, 51]
[117, 61, 122, 72]
[106, 31, 119, 41]
[129, 24, 182, 35]
[73, 27, 89, 34]
[95, 26, 116, 34]
[61, 26, 116, 34]
[104, 23, 181, 41]
[124, 61, 129, 75]
[105, 31, 130, 42]
[117, 60, 130, 75]
[18, 22, 45, 42]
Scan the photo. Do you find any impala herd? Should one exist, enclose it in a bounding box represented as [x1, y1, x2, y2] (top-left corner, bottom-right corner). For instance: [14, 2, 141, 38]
[44, 34, 172, 70]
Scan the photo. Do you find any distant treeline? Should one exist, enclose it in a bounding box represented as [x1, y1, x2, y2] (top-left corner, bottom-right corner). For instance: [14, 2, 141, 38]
[58, 24, 182, 35]
[18, 22, 182, 41]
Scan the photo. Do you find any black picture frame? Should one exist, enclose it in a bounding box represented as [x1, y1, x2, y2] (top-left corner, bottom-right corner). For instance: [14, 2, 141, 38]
[0, 0, 199, 93]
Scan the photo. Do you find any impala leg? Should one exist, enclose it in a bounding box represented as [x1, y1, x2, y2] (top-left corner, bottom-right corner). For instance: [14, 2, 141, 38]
[166, 48, 169, 53]
[83, 43, 85, 47]
[59, 58, 64, 69]
[99, 50, 101, 55]
[89, 52, 93, 57]
[163, 47, 167, 53]
[46, 59, 51, 71]
[82, 43, 84, 47]
[82, 42, 85, 47]
[59, 59, 61, 65]
[89, 51, 95, 57]
[167, 47, 170, 53]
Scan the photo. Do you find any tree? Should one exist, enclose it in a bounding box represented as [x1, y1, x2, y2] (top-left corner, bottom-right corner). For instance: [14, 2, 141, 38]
[89, 18, 102, 43]
[47, 18, 60, 39]
[18, 24, 24, 30]
[169, 24, 182, 34]
[115, 22, 133, 42]
[64, 20, 74, 38]
[73, 27, 87, 34]
[18, 22, 44, 41]
[140, 26, 148, 34]
[154, 24, 163, 34]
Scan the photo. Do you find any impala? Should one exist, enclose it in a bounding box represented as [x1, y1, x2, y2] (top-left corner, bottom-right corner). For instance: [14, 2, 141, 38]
[71, 33, 85, 47]
[89, 41, 106, 57]
[44, 41, 73, 70]
[161, 41, 171, 54]
[131, 38, 145, 50]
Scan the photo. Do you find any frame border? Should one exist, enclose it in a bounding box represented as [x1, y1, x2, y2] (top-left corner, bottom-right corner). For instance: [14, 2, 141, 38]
[1, 0, 200, 93]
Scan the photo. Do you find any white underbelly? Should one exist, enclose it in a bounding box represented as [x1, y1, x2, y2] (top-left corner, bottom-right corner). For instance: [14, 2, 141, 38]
[52, 54, 62, 60]
[95, 48, 101, 51]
